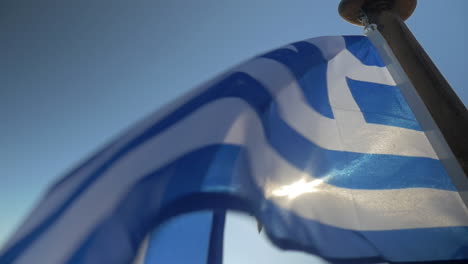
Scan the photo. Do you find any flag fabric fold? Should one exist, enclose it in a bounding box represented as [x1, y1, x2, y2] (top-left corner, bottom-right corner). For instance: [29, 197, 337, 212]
[1, 35, 467, 264]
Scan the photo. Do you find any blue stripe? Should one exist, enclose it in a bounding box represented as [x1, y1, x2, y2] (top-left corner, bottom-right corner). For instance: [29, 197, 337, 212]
[1, 44, 457, 262]
[344, 36, 386, 67]
[347, 77, 422, 131]
[27, 144, 465, 264]
[262, 41, 334, 119]
[267, 97, 454, 190]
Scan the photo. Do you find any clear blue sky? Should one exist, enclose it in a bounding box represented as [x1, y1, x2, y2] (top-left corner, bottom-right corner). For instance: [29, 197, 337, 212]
[0, 1, 466, 263]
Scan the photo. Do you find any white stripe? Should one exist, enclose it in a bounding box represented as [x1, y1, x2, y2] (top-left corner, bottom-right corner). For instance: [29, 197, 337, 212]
[15, 97, 468, 264]
[269, 184, 468, 231]
[284, 45, 298, 52]
[334, 109, 439, 158]
[132, 236, 149, 264]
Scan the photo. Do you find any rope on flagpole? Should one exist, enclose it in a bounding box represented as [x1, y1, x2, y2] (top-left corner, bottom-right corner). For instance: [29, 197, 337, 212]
[358, 9, 378, 34]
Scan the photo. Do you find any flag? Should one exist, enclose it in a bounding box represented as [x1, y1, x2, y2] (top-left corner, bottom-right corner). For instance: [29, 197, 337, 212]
[1, 34, 467, 264]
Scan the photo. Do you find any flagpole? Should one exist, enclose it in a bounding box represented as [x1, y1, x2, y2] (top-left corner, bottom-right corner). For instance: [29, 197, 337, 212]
[338, 0, 468, 180]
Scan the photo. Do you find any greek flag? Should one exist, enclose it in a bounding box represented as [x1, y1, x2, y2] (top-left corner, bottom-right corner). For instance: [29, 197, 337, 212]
[1, 34, 467, 264]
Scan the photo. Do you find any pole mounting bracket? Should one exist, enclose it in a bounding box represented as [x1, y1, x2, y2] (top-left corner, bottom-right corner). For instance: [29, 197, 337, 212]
[338, 0, 417, 26]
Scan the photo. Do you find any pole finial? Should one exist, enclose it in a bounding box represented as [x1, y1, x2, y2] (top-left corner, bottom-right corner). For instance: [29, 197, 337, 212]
[338, 0, 417, 26]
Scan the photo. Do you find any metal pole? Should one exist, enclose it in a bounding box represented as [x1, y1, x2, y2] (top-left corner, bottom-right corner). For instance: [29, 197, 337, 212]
[338, 0, 468, 178]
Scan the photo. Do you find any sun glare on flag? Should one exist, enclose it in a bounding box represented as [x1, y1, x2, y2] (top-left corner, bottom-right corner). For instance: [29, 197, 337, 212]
[271, 178, 324, 199]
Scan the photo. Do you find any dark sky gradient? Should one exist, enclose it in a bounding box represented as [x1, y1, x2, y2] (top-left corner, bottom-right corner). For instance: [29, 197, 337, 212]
[0, 1, 466, 262]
